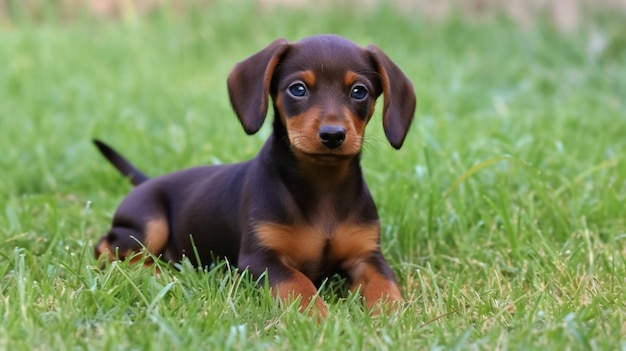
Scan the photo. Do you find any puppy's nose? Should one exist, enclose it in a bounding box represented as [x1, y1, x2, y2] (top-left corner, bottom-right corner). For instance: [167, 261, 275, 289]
[318, 125, 346, 149]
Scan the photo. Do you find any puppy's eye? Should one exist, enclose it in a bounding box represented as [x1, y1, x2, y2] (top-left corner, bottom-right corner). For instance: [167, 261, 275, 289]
[351, 85, 368, 100]
[288, 82, 307, 97]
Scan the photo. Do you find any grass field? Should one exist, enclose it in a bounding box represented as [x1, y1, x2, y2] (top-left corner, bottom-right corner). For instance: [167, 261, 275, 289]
[1, 1, 625, 350]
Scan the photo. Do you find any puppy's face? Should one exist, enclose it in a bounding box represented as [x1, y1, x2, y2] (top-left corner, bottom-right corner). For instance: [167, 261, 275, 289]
[271, 37, 382, 165]
[228, 35, 415, 156]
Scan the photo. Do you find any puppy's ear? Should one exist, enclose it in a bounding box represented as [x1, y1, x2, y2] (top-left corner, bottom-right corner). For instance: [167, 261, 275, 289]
[227, 39, 290, 135]
[366, 45, 416, 149]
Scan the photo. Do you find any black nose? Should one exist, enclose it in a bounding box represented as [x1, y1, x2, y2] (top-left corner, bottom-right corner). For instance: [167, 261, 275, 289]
[318, 125, 346, 149]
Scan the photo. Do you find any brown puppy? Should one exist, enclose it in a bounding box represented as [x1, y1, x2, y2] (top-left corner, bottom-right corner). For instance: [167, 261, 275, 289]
[94, 35, 416, 316]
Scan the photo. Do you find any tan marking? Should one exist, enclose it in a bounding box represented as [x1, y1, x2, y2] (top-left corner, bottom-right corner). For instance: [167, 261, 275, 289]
[350, 263, 403, 312]
[95, 239, 117, 262]
[284, 106, 322, 155]
[342, 106, 366, 153]
[343, 70, 359, 87]
[128, 252, 153, 264]
[273, 269, 328, 317]
[330, 222, 380, 263]
[95, 239, 137, 262]
[284, 105, 362, 166]
[255, 222, 327, 269]
[300, 70, 316, 87]
[256, 221, 381, 267]
[144, 217, 169, 255]
[94, 217, 167, 267]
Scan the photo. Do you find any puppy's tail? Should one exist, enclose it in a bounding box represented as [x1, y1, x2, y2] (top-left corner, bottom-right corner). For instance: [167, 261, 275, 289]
[93, 139, 149, 186]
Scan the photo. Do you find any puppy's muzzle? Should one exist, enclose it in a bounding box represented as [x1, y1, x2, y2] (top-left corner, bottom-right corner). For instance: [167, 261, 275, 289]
[318, 125, 346, 149]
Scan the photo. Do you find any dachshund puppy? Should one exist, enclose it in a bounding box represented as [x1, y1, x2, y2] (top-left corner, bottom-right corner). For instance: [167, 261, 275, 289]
[95, 34, 416, 316]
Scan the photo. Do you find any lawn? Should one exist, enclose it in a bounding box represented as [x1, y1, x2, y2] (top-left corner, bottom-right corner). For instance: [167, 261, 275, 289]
[1, 1, 625, 350]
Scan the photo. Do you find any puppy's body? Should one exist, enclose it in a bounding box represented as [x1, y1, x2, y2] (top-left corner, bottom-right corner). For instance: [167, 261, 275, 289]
[95, 35, 416, 315]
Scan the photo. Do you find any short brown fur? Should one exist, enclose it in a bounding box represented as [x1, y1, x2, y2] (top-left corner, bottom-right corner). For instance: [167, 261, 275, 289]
[144, 217, 169, 254]
[274, 270, 328, 317]
[94, 35, 416, 316]
[300, 70, 317, 87]
[343, 70, 360, 87]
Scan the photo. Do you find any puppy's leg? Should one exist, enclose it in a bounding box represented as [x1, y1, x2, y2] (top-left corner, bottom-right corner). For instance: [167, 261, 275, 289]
[95, 187, 169, 265]
[273, 268, 328, 316]
[347, 255, 403, 312]
[240, 255, 328, 317]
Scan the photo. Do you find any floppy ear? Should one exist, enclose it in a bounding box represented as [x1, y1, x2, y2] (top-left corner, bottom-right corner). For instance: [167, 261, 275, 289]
[366, 45, 416, 149]
[227, 38, 290, 135]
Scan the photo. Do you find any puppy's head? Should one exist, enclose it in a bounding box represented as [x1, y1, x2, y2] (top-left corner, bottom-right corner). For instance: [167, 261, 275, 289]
[228, 35, 416, 164]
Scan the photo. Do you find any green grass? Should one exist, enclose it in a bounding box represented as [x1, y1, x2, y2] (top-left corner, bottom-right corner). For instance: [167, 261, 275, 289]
[1, 1, 626, 350]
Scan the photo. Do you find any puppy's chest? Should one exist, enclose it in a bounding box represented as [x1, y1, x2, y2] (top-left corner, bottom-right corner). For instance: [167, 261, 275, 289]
[254, 220, 380, 275]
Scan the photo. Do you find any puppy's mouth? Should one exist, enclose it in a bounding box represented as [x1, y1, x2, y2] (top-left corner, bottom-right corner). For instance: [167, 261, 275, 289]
[308, 152, 353, 163]
[287, 133, 361, 164]
[292, 148, 356, 165]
